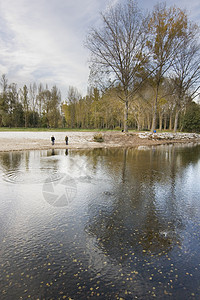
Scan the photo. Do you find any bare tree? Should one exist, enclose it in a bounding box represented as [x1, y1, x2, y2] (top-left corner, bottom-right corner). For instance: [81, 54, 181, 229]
[86, 0, 149, 132]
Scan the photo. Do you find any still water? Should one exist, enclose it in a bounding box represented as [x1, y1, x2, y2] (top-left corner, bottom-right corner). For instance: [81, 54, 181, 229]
[0, 144, 200, 299]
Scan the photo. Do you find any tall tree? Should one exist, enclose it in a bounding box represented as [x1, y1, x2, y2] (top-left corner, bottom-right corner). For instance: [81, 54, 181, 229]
[40, 87, 51, 127]
[66, 86, 81, 128]
[7, 83, 19, 126]
[90, 87, 101, 128]
[147, 3, 188, 131]
[49, 85, 61, 127]
[29, 83, 37, 112]
[36, 83, 44, 118]
[86, 0, 149, 132]
[0, 74, 9, 126]
[20, 85, 29, 127]
[171, 22, 200, 132]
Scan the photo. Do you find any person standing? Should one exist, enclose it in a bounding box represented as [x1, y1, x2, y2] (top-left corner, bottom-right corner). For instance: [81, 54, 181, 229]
[51, 135, 55, 145]
[65, 136, 68, 145]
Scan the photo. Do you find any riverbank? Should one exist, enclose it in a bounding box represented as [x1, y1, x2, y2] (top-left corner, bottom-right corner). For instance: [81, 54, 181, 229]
[0, 131, 200, 152]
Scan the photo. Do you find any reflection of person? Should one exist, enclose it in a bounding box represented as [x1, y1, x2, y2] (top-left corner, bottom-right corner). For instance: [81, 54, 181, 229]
[65, 149, 68, 156]
[51, 135, 55, 145]
[65, 136, 68, 145]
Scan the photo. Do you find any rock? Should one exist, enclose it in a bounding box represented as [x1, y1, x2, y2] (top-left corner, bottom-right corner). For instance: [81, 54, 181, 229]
[138, 132, 200, 140]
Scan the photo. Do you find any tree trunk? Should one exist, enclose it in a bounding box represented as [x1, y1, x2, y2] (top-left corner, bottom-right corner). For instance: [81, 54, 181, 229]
[147, 115, 151, 130]
[169, 112, 173, 131]
[174, 109, 180, 133]
[137, 121, 140, 131]
[124, 99, 128, 132]
[159, 112, 163, 131]
[151, 100, 157, 132]
[163, 114, 167, 130]
[151, 86, 159, 132]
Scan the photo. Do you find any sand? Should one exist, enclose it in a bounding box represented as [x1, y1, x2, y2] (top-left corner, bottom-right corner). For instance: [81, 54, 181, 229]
[0, 131, 200, 152]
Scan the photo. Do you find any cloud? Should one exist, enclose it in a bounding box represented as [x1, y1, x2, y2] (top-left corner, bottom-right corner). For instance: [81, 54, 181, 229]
[0, 0, 106, 97]
[0, 0, 199, 98]
[139, 0, 200, 20]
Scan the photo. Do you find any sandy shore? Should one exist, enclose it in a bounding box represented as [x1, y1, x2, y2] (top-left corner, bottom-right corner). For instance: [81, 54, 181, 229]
[0, 131, 200, 152]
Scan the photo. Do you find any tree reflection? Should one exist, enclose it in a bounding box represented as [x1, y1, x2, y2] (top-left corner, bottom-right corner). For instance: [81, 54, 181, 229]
[0, 152, 22, 171]
[84, 144, 200, 262]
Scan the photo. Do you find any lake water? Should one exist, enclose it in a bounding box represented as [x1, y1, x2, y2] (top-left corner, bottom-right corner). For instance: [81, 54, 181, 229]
[0, 144, 200, 299]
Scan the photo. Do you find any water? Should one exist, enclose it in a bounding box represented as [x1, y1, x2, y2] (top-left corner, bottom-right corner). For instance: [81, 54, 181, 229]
[0, 144, 200, 299]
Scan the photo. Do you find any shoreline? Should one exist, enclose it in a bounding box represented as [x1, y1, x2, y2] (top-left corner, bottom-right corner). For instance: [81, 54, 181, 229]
[0, 131, 200, 152]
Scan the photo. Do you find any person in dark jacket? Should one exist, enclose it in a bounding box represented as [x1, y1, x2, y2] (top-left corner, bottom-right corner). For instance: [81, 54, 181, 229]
[65, 136, 68, 145]
[51, 135, 55, 145]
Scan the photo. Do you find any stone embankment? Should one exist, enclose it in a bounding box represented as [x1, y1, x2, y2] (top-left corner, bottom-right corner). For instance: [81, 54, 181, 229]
[138, 132, 200, 141]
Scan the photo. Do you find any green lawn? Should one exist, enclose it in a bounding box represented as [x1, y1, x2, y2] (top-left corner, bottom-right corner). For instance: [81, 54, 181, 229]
[0, 127, 104, 132]
[0, 127, 179, 133]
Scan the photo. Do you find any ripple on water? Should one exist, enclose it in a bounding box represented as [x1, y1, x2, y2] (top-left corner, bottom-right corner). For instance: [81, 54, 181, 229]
[2, 169, 64, 184]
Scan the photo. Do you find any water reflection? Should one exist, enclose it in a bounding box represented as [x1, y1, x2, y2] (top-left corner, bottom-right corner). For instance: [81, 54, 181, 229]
[0, 144, 200, 299]
[0, 151, 22, 171]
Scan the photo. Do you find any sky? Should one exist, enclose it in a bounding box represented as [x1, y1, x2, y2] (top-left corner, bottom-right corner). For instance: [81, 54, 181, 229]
[0, 0, 200, 100]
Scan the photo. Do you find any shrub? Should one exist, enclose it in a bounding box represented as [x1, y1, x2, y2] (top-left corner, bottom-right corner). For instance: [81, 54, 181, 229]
[182, 102, 200, 132]
[93, 133, 104, 142]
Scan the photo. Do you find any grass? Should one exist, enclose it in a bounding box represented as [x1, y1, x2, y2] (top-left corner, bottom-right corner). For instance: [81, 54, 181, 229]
[0, 127, 180, 133]
[0, 127, 106, 132]
[0, 127, 137, 132]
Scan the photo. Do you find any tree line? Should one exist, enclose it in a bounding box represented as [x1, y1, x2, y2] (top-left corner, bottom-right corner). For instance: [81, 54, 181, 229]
[1, 73, 200, 132]
[62, 84, 200, 132]
[1, 1, 200, 132]
[0, 74, 63, 128]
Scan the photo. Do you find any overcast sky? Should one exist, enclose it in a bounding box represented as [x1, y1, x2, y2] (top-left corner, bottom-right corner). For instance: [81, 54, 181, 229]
[0, 0, 200, 99]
